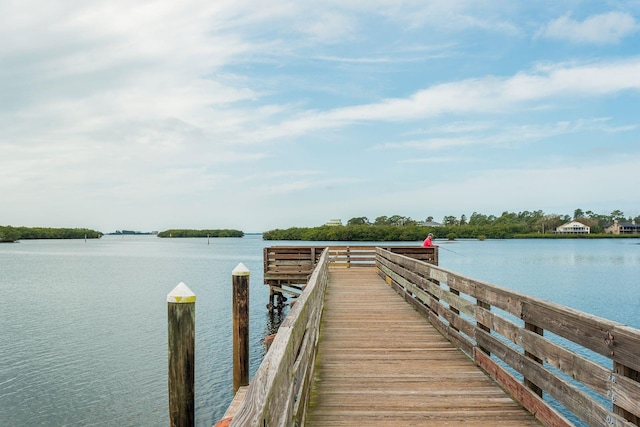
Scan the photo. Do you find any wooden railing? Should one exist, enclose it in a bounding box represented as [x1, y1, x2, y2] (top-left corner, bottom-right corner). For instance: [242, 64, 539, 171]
[263, 246, 323, 284]
[326, 245, 438, 268]
[263, 245, 437, 311]
[226, 249, 330, 426]
[376, 247, 640, 427]
[264, 245, 437, 281]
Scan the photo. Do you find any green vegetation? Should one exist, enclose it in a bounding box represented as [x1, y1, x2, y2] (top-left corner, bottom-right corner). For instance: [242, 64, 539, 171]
[0, 226, 103, 242]
[157, 229, 244, 238]
[107, 230, 154, 235]
[262, 224, 531, 241]
[263, 209, 640, 241]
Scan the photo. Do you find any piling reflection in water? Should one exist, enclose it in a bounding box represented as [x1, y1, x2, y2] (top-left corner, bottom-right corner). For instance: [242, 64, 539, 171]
[263, 308, 289, 339]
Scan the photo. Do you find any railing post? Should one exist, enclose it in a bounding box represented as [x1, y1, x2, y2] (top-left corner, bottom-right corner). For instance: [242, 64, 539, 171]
[476, 300, 491, 355]
[232, 263, 250, 393]
[524, 322, 543, 397]
[449, 287, 460, 332]
[167, 282, 196, 427]
[346, 246, 350, 268]
[614, 362, 640, 425]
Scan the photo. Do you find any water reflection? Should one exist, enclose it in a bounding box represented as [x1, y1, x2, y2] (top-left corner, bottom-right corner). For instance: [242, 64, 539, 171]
[256, 307, 290, 360]
[263, 307, 289, 337]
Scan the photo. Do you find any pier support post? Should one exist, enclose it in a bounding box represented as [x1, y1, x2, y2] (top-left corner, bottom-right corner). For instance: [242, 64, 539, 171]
[233, 263, 250, 393]
[167, 282, 196, 427]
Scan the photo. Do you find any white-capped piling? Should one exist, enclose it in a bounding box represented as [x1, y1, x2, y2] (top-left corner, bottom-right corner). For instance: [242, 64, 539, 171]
[232, 263, 250, 393]
[167, 282, 196, 427]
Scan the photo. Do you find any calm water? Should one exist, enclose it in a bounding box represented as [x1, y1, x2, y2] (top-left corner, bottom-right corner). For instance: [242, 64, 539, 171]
[439, 238, 640, 329]
[1, 236, 639, 426]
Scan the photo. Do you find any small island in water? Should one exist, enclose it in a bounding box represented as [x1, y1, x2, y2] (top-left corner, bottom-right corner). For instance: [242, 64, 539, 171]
[0, 226, 103, 242]
[157, 229, 244, 238]
[0, 226, 245, 241]
[106, 230, 158, 236]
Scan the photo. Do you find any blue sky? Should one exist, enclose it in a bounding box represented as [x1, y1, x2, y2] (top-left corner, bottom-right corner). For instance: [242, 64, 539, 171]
[2, 1, 640, 233]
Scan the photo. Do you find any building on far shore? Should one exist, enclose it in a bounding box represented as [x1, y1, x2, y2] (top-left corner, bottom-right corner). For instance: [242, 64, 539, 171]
[605, 220, 640, 234]
[417, 220, 443, 227]
[325, 219, 343, 227]
[555, 220, 590, 234]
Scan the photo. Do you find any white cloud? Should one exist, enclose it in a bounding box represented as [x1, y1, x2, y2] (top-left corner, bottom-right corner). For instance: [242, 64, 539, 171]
[374, 118, 635, 152]
[376, 157, 640, 219]
[537, 12, 639, 44]
[295, 11, 357, 42]
[398, 156, 470, 164]
[358, 0, 521, 35]
[404, 122, 494, 136]
[250, 58, 640, 142]
[311, 55, 394, 64]
[253, 176, 364, 196]
[379, 137, 475, 151]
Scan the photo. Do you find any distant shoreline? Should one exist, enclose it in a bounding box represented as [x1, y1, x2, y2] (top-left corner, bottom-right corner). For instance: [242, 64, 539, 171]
[262, 224, 640, 241]
[0, 226, 103, 241]
[106, 231, 157, 236]
[157, 229, 244, 238]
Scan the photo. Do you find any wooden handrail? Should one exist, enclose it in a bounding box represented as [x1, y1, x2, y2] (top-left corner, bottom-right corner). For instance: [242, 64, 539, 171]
[376, 247, 640, 427]
[263, 245, 437, 277]
[263, 245, 437, 311]
[221, 245, 639, 426]
[227, 249, 330, 426]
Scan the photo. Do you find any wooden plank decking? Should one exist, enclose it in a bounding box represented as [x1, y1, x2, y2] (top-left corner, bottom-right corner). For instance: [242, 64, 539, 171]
[306, 268, 541, 426]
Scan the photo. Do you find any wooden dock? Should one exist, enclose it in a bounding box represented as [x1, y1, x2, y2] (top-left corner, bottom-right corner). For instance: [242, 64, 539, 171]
[218, 246, 640, 427]
[306, 268, 541, 426]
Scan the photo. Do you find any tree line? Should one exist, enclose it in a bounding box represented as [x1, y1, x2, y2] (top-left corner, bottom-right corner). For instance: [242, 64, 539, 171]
[0, 226, 245, 241]
[262, 209, 639, 241]
[0, 226, 103, 242]
[157, 229, 244, 238]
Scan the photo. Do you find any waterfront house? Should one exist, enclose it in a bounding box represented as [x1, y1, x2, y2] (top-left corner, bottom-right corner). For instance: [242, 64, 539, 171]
[605, 219, 640, 234]
[555, 220, 590, 234]
[417, 220, 443, 227]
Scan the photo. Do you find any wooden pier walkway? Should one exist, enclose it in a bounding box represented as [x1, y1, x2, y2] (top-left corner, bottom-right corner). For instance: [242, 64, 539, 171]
[306, 268, 540, 426]
[219, 246, 640, 427]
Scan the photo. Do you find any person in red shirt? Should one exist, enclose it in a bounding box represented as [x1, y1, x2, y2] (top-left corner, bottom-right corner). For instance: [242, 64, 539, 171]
[422, 233, 434, 247]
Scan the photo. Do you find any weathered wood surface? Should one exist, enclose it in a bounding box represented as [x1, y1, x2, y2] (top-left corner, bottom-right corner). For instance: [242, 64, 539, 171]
[220, 386, 247, 420]
[306, 268, 541, 426]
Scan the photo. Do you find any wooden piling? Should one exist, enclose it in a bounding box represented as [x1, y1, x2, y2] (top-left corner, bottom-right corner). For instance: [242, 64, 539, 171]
[232, 263, 250, 393]
[167, 282, 196, 427]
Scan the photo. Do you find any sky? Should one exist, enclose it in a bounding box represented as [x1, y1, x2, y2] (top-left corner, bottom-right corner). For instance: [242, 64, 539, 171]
[2, 1, 640, 233]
